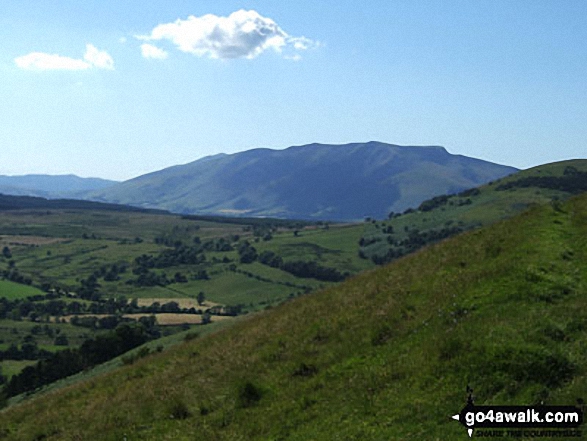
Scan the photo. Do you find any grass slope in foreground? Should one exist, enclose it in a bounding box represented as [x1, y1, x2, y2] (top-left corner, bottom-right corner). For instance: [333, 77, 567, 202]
[1, 192, 587, 439]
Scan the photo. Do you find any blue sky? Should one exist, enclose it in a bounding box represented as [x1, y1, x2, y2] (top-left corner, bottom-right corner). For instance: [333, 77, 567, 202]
[1, 1, 586, 180]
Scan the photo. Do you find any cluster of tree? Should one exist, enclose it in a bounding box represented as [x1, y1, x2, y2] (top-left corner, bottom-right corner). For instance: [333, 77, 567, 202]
[358, 237, 382, 247]
[0, 297, 61, 321]
[1, 269, 32, 286]
[126, 268, 194, 287]
[208, 237, 235, 252]
[78, 274, 101, 300]
[243, 247, 346, 282]
[382, 225, 394, 234]
[0, 342, 53, 362]
[153, 236, 183, 247]
[237, 241, 258, 264]
[369, 226, 464, 265]
[70, 315, 133, 330]
[61, 264, 128, 302]
[455, 198, 472, 206]
[0, 295, 135, 322]
[2, 321, 157, 398]
[137, 301, 201, 314]
[227, 264, 311, 292]
[279, 260, 348, 282]
[458, 188, 480, 198]
[181, 214, 313, 230]
[117, 237, 144, 245]
[134, 245, 207, 269]
[2, 247, 11, 259]
[69, 299, 208, 326]
[418, 194, 451, 212]
[0, 291, 215, 323]
[251, 225, 275, 241]
[495, 166, 587, 194]
[100, 264, 128, 282]
[400, 226, 463, 249]
[206, 304, 243, 316]
[258, 250, 283, 268]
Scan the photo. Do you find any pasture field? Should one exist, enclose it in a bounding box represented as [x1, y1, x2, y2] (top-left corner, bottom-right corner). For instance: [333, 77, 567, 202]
[59, 313, 233, 326]
[134, 298, 219, 309]
[0, 280, 44, 300]
[0, 320, 97, 351]
[1, 209, 368, 310]
[125, 313, 234, 325]
[0, 360, 36, 380]
[0, 207, 369, 379]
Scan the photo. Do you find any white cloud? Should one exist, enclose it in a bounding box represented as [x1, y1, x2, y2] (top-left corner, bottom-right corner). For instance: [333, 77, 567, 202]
[83, 44, 114, 69]
[15, 52, 91, 71]
[15, 45, 114, 71]
[137, 9, 317, 60]
[140, 43, 168, 60]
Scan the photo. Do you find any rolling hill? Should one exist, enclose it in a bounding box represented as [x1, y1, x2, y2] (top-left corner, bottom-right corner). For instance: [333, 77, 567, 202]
[0, 174, 116, 199]
[0, 193, 167, 213]
[2, 188, 586, 439]
[359, 159, 587, 264]
[88, 142, 517, 221]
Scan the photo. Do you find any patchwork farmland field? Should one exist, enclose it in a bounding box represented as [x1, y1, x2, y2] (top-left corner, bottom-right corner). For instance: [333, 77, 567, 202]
[0, 280, 44, 300]
[0, 206, 369, 381]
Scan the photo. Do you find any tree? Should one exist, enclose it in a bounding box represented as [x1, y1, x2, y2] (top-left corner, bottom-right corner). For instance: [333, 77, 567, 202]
[194, 270, 209, 280]
[197, 291, 206, 306]
[174, 272, 188, 283]
[2, 246, 11, 259]
[54, 335, 69, 346]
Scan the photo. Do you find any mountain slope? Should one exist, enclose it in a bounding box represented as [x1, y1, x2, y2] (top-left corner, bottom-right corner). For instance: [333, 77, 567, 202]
[2, 192, 586, 440]
[89, 142, 517, 221]
[0, 174, 117, 199]
[360, 159, 587, 263]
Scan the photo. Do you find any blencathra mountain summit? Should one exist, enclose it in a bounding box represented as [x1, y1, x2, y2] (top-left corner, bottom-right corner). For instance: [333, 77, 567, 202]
[88, 142, 517, 221]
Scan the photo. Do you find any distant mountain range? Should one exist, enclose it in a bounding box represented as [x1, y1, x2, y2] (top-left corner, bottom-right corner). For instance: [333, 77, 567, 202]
[0, 193, 167, 214]
[0, 174, 116, 199]
[87, 142, 517, 221]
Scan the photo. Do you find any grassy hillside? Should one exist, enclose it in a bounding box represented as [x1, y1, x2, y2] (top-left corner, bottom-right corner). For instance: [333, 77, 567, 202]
[360, 159, 587, 264]
[0, 280, 43, 300]
[89, 142, 517, 221]
[2, 191, 586, 439]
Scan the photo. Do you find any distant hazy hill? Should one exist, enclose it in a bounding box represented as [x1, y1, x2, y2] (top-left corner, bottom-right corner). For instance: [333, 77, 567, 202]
[0, 174, 117, 199]
[89, 142, 517, 221]
[0, 193, 167, 214]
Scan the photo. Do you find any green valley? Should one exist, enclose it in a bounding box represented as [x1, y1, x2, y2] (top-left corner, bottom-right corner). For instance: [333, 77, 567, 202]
[1, 171, 586, 439]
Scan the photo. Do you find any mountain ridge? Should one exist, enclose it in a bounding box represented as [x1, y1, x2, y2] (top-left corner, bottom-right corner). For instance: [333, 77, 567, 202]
[89, 141, 517, 221]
